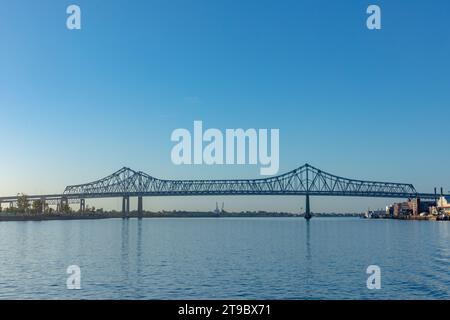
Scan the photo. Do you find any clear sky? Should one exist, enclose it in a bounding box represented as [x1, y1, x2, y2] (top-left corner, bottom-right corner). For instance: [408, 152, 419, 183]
[1, 0, 449, 213]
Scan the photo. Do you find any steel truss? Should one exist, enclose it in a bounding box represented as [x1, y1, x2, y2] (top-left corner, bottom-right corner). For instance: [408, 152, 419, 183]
[62, 164, 420, 199]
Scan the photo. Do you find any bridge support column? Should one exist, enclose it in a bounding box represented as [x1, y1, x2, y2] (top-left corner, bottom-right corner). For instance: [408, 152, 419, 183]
[137, 196, 143, 219]
[41, 198, 46, 214]
[304, 194, 312, 220]
[60, 197, 69, 213]
[122, 196, 130, 219]
[80, 199, 85, 213]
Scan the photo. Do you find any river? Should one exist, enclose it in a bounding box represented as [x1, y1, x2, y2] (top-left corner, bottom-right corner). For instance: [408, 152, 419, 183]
[0, 217, 449, 299]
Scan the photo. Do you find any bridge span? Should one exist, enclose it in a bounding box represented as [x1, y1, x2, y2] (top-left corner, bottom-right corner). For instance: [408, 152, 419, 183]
[0, 164, 445, 219]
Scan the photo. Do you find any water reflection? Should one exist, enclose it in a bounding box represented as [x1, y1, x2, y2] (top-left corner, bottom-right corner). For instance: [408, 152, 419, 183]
[121, 219, 130, 278]
[136, 218, 143, 279]
[304, 220, 312, 296]
[305, 220, 311, 261]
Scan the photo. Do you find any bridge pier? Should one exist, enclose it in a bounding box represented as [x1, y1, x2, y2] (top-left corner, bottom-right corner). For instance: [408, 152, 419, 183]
[137, 196, 143, 219]
[60, 197, 69, 213]
[80, 199, 85, 213]
[122, 196, 130, 219]
[304, 194, 312, 220]
[41, 198, 46, 214]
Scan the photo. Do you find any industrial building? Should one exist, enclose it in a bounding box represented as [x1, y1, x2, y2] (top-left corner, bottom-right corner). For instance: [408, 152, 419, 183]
[385, 188, 450, 220]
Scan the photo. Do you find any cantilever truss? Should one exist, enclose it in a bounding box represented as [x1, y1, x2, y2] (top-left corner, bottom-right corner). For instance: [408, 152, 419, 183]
[63, 164, 419, 199]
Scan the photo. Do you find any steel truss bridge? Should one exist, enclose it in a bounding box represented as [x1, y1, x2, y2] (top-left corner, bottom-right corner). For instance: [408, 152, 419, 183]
[0, 164, 445, 219]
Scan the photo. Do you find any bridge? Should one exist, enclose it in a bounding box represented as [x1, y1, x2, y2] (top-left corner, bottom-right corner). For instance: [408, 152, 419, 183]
[0, 164, 445, 219]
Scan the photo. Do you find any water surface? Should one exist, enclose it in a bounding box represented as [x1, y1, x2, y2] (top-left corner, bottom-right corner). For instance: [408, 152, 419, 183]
[0, 217, 449, 299]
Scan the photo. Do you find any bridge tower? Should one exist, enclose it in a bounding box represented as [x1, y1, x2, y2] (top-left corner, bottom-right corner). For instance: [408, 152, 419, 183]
[122, 196, 130, 219]
[137, 196, 143, 219]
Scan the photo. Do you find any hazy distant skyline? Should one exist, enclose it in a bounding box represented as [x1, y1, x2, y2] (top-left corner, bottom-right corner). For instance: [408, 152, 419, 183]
[1, 0, 449, 212]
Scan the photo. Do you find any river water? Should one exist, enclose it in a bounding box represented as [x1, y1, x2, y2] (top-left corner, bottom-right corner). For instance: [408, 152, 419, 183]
[0, 217, 449, 299]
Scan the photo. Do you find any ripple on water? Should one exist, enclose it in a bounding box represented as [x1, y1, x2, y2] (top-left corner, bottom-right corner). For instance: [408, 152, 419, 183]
[0, 218, 449, 299]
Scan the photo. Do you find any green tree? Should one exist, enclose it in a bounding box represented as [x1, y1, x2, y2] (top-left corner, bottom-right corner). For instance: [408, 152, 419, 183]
[61, 203, 71, 214]
[32, 199, 44, 214]
[17, 194, 30, 213]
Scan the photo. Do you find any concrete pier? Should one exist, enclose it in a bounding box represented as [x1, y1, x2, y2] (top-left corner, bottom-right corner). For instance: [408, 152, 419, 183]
[122, 196, 130, 219]
[79, 199, 85, 213]
[305, 194, 312, 220]
[137, 196, 143, 219]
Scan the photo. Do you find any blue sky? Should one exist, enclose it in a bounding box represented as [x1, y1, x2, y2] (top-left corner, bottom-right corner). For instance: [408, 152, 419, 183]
[1, 0, 449, 212]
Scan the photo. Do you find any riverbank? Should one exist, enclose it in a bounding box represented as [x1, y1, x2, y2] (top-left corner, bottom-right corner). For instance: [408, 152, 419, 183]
[0, 214, 112, 221]
[366, 215, 449, 221]
[0, 211, 360, 221]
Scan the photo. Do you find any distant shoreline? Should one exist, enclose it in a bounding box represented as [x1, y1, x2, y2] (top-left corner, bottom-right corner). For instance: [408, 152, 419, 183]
[0, 211, 361, 222]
